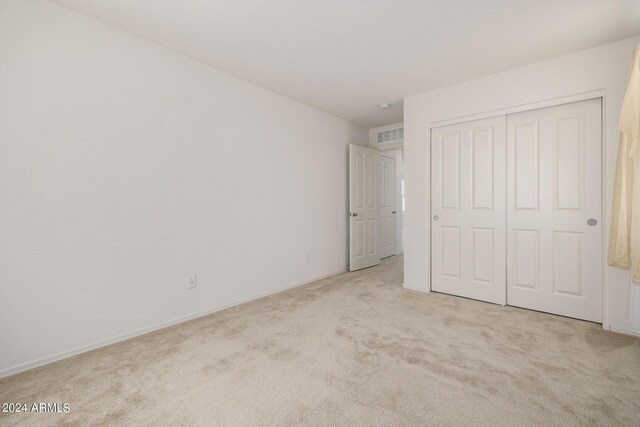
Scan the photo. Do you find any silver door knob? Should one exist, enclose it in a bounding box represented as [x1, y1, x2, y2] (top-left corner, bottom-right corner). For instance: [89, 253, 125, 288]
[433, 215, 439, 221]
[587, 219, 597, 226]
[352, 212, 358, 217]
[392, 211, 396, 214]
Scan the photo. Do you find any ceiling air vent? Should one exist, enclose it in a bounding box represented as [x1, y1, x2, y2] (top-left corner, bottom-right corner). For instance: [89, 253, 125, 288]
[377, 126, 404, 144]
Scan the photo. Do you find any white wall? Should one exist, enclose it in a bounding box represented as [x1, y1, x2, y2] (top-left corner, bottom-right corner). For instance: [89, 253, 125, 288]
[0, 0, 367, 377]
[404, 36, 640, 335]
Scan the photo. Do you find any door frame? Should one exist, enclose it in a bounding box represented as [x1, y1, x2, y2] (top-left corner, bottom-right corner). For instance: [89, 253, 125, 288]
[427, 91, 606, 322]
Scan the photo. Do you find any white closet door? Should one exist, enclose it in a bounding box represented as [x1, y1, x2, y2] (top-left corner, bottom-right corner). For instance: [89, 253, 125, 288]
[349, 144, 380, 271]
[379, 155, 396, 259]
[506, 98, 602, 322]
[431, 116, 507, 304]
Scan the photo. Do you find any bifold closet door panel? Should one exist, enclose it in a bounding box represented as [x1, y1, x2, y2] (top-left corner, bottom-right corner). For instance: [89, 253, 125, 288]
[431, 116, 507, 305]
[506, 98, 602, 322]
[349, 144, 380, 271]
[379, 155, 396, 259]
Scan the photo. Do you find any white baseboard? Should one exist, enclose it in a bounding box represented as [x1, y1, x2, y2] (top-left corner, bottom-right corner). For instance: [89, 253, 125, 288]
[607, 324, 640, 337]
[0, 269, 345, 379]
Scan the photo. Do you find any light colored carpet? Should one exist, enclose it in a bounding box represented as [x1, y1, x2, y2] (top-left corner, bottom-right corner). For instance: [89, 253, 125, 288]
[1, 255, 639, 426]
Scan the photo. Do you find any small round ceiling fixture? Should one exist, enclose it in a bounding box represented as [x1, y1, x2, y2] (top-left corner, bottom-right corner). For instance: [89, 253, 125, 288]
[377, 103, 391, 110]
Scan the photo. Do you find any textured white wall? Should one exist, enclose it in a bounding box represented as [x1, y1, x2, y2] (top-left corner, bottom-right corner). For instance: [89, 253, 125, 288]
[404, 36, 640, 335]
[0, 0, 367, 376]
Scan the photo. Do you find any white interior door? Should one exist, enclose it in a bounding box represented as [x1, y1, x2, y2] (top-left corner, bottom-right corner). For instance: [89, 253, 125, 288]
[379, 155, 396, 259]
[431, 116, 507, 304]
[349, 144, 380, 271]
[506, 98, 602, 322]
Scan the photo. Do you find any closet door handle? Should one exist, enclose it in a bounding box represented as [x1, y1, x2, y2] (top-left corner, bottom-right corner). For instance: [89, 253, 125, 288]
[433, 215, 439, 221]
[587, 219, 597, 226]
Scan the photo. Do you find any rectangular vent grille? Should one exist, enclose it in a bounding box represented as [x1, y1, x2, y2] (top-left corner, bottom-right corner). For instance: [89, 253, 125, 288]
[377, 127, 404, 144]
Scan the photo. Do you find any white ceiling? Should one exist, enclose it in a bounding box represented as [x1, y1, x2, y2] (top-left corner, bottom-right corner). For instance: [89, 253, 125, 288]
[51, 0, 640, 128]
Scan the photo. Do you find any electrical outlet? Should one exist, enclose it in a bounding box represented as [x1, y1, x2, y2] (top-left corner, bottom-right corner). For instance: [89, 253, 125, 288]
[188, 274, 197, 289]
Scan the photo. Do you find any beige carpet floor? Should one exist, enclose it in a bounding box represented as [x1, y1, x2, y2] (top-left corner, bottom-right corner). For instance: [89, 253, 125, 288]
[1, 255, 640, 426]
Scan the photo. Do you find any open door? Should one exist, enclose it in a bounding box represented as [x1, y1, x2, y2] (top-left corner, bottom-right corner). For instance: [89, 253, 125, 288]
[349, 144, 380, 271]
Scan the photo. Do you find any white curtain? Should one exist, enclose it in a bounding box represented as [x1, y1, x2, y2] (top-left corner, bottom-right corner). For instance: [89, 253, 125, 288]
[608, 43, 640, 332]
